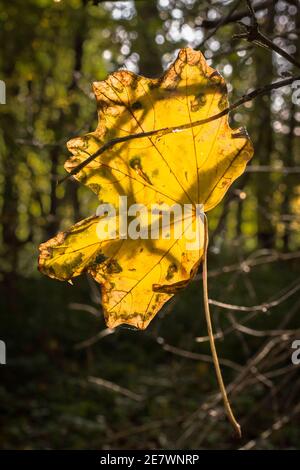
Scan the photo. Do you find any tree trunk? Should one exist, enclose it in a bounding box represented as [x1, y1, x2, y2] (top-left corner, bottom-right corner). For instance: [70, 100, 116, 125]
[254, 5, 275, 249]
[133, 0, 162, 77]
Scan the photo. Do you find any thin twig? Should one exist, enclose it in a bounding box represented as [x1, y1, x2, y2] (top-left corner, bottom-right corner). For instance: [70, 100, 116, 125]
[75, 328, 115, 350]
[245, 0, 258, 24]
[208, 282, 300, 313]
[159, 339, 242, 372]
[58, 74, 300, 184]
[200, 0, 274, 29]
[240, 402, 300, 450]
[69, 302, 100, 317]
[234, 0, 300, 69]
[88, 376, 144, 402]
[235, 324, 300, 338]
[200, 0, 242, 45]
[245, 166, 300, 174]
[197, 250, 300, 279]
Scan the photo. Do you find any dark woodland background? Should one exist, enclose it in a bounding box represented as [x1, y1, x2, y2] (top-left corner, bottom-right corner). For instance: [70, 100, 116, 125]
[1, 0, 300, 450]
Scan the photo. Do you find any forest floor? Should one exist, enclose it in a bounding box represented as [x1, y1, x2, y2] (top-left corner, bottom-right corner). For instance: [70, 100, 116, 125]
[1, 252, 300, 449]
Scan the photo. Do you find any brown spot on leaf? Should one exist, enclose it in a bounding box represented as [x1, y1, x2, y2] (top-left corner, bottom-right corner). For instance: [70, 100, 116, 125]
[218, 94, 228, 111]
[190, 92, 206, 112]
[106, 259, 122, 274]
[129, 157, 152, 185]
[131, 100, 143, 110]
[89, 183, 102, 195]
[166, 263, 178, 281]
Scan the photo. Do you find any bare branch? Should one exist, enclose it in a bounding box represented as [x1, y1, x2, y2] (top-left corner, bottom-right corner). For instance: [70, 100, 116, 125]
[59, 74, 300, 185]
[158, 338, 242, 372]
[234, 0, 300, 69]
[74, 328, 115, 350]
[199, 0, 243, 46]
[88, 376, 144, 402]
[240, 402, 300, 450]
[208, 281, 300, 313]
[200, 0, 273, 28]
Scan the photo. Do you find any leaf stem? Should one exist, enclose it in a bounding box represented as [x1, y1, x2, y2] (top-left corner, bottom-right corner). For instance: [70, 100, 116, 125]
[202, 214, 241, 438]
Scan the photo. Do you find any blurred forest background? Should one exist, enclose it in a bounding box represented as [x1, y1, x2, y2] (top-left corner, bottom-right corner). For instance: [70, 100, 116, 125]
[1, 0, 300, 450]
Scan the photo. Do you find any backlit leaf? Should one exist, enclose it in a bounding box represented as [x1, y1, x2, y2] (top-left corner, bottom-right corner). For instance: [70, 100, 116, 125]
[38, 48, 253, 329]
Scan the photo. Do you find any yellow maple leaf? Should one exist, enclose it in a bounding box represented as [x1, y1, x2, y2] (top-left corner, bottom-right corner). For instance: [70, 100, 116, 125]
[38, 48, 253, 330]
